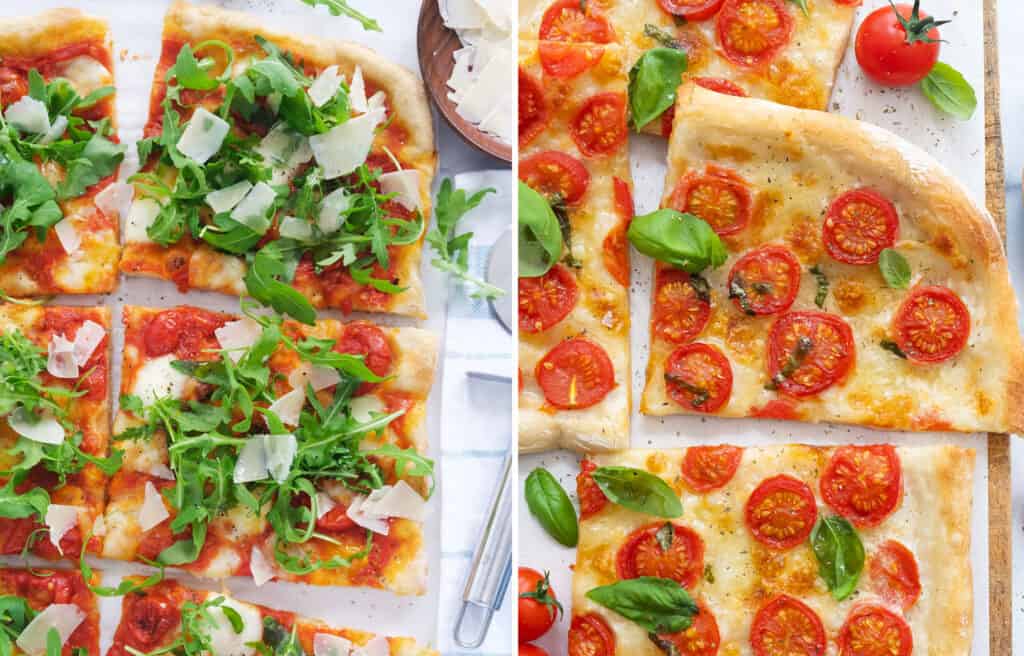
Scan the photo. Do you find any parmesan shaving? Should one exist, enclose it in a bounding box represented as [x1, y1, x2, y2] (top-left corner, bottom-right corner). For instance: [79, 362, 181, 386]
[54, 218, 81, 256]
[4, 96, 50, 135]
[44, 504, 79, 554]
[314, 633, 354, 656]
[47, 334, 78, 379]
[138, 481, 169, 531]
[15, 604, 85, 656]
[95, 182, 134, 219]
[177, 107, 230, 164]
[72, 320, 105, 367]
[8, 408, 65, 445]
[308, 65, 344, 107]
[249, 545, 275, 586]
[378, 170, 422, 211]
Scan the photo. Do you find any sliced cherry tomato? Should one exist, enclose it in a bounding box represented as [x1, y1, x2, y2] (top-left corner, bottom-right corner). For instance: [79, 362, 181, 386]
[653, 602, 720, 656]
[823, 189, 899, 264]
[821, 445, 902, 528]
[519, 151, 591, 204]
[520, 68, 548, 147]
[125, 594, 179, 648]
[766, 311, 855, 397]
[717, 0, 795, 68]
[519, 265, 579, 333]
[540, 0, 615, 43]
[578, 459, 609, 520]
[727, 245, 801, 315]
[570, 92, 628, 157]
[665, 343, 732, 413]
[658, 0, 725, 21]
[837, 604, 913, 656]
[569, 613, 615, 656]
[695, 77, 747, 97]
[750, 595, 826, 656]
[335, 322, 393, 395]
[750, 399, 799, 420]
[143, 308, 224, 359]
[855, 3, 942, 87]
[745, 475, 817, 549]
[539, 41, 605, 79]
[602, 178, 634, 287]
[652, 269, 712, 344]
[0, 67, 28, 107]
[520, 645, 549, 656]
[668, 165, 753, 236]
[519, 568, 561, 643]
[617, 523, 706, 588]
[892, 286, 970, 363]
[870, 540, 922, 611]
[535, 338, 615, 409]
[681, 445, 743, 492]
[316, 505, 358, 533]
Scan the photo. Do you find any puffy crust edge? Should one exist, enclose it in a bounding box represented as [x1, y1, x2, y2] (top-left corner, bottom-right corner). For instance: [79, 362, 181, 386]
[519, 409, 630, 454]
[0, 9, 109, 58]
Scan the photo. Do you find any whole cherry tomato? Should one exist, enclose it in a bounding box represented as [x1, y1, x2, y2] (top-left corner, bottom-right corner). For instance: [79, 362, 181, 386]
[855, 1, 947, 86]
[518, 568, 562, 643]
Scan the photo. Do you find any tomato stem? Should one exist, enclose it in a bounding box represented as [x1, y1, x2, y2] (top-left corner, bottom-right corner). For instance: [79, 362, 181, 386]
[890, 0, 950, 45]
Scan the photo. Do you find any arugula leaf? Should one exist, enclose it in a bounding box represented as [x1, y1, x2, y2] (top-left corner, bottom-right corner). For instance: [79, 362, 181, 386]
[628, 47, 688, 130]
[627, 210, 727, 274]
[425, 178, 502, 299]
[56, 133, 125, 200]
[297, 0, 382, 31]
[244, 251, 316, 325]
[586, 577, 699, 634]
[921, 61, 977, 120]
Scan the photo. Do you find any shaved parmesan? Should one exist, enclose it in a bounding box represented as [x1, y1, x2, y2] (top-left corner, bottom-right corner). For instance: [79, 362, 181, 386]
[92, 515, 106, 537]
[309, 65, 343, 107]
[206, 180, 253, 214]
[309, 111, 382, 180]
[233, 437, 269, 484]
[378, 170, 422, 211]
[40, 115, 68, 145]
[45, 505, 79, 554]
[455, 49, 514, 125]
[15, 604, 85, 656]
[350, 395, 385, 424]
[363, 480, 427, 522]
[150, 464, 176, 480]
[124, 198, 162, 243]
[133, 354, 190, 404]
[54, 218, 81, 255]
[279, 215, 314, 242]
[353, 636, 390, 656]
[249, 545, 275, 586]
[314, 633, 353, 656]
[441, 0, 489, 28]
[47, 333, 78, 379]
[257, 123, 313, 185]
[215, 318, 262, 362]
[138, 481, 169, 532]
[268, 388, 305, 427]
[346, 495, 389, 536]
[72, 320, 105, 367]
[230, 182, 276, 234]
[350, 66, 367, 113]
[5, 96, 50, 135]
[290, 364, 342, 392]
[316, 491, 337, 519]
[264, 434, 297, 483]
[95, 182, 134, 219]
[177, 107, 230, 164]
[8, 408, 65, 445]
[318, 188, 352, 234]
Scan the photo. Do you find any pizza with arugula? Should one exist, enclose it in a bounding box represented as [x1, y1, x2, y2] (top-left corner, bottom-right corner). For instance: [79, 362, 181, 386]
[0, 567, 99, 655]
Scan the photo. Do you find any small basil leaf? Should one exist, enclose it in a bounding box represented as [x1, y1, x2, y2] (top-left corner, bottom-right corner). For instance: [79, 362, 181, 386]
[628, 47, 688, 130]
[655, 522, 674, 552]
[525, 467, 579, 547]
[809, 265, 829, 308]
[591, 466, 682, 518]
[586, 577, 698, 634]
[878, 248, 911, 289]
[810, 516, 865, 601]
[627, 210, 727, 274]
[518, 182, 564, 277]
[921, 62, 977, 120]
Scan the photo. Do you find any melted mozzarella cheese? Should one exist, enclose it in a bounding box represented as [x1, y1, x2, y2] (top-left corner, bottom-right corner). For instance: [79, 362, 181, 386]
[133, 354, 190, 404]
[58, 56, 112, 98]
[205, 596, 263, 656]
[124, 198, 162, 243]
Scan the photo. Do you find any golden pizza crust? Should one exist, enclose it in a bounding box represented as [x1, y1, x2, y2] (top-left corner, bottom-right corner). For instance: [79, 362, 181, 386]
[0, 9, 109, 59]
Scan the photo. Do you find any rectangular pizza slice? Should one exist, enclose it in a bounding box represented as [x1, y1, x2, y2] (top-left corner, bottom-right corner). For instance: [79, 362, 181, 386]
[0, 567, 100, 654]
[0, 304, 112, 561]
[120, 0, 437, 319]
[518, 41, 633, 453]
[101, 305, 438, 595]
[0, 10, 124, 296]
[572, 444, 973, 655]
[108, 577, 438, 655]
[641, 84, 1024, 433]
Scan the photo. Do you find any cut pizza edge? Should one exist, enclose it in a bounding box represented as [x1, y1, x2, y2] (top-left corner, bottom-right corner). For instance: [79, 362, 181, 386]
[0, 566, 100, 654]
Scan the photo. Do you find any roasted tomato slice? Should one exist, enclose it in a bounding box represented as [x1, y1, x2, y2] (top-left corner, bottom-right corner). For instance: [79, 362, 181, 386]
[658, 0, 725, 20]
[681, 445, 743, 492]
[745, 475, 817, 549]
[716, 0, 795, 68]
[570, 92, 628, 157]
[823, 189, 899, 264]
[617, 523, 706, 589]
[869, 540, 921, 611]
[652, 269, 712, 344]
[750, 595, 827, 656]
[125, 594, 180, 648]
[665, 343, 732, 413]
[837, 605, 913, 656]
[0, 67, 28, 108]
[602, 177, 634, 287]
[540, 0, 616, 43]
[569, 613, 615, 656]
[892, 285, 970, 363]
[695, 76, 748, 96]
[535, 338, 615, 409]
[668, 165, 753, 236]
[539, 41, 605, 79]
[519, 264, 579, 334]
[727, 245, 801, 315]
[652, 602, 720, 656]
[766, 311, 855, 397]
[519, 68, 548, 147]
[335, 321, 393, 395]
[578, 459, 609, 519]
[315, 504, 358, 533]
[821, 445, 902, 528]
[519, 151, 591, 204]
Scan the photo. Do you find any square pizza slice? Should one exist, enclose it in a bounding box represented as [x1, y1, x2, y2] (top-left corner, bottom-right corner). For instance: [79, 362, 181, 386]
[120, 1, 437, 318]
[108, 577, 438, 655]
[0, 304, 112, 561]
[0, 10, 124, 296]
[101, 305, 438, 595]
[518, 41, 633, 453]
[572, 444, 973, 655]
[0, 567, 100, 655]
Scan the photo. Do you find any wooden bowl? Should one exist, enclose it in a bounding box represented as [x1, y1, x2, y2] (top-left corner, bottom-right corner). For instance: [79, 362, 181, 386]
[416, 0, 512, 163]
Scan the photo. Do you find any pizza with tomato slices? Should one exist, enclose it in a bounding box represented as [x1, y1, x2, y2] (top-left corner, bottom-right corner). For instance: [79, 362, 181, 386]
[518, 40, 634, 453]
[640, 84, 1024, 433]
[572, 444, 973, 655]
[120, 1, 436, 320]
[101, 305, 438, 595]
[0, 10, 124, 297]
[520, 0, 857, 136]
[109, 577, 437, 656]
[0, 304, 113, 562]
[0, 567, 99, 655]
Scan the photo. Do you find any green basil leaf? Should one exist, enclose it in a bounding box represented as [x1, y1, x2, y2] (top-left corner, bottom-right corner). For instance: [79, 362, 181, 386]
[628, 47, 688, 130]
[591, 466, 682, 518]
[655, 522, 674, 552]
[627, 210, 727, 274]
[586, 577, 698, 634]
[518, 182, 564, 277]
[524, 468, 579, 547]
[878, 248, 911, 289]
[920, 62, 977, 120]
[810, 516, 865, 601]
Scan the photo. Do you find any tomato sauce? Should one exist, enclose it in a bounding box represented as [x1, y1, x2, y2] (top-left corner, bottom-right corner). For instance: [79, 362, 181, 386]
[0, 568, 98, 653]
